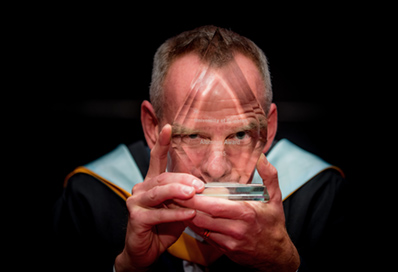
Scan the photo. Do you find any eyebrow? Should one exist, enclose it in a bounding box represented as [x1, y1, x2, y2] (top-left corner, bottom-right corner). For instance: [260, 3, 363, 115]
[227, 120, 267, 135]
[240, 121, 259, 131]
[172, 123, 201, 135]
[172, 119, 266, 136]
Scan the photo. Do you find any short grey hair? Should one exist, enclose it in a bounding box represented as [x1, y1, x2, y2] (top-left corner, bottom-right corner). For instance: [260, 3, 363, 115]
[149, 25, 272, 119]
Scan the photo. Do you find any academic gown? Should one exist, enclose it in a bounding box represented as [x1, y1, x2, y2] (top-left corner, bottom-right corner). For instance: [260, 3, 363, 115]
[52, 140, 347, 272]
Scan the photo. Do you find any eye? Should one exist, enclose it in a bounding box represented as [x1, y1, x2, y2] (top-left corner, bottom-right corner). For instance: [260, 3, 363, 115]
[180, 134, 203, 145]
[235, 131, 247, 140]
[225, 130, 253, 146]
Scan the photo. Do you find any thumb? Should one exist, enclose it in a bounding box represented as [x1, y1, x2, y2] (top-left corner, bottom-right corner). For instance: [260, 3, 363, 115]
[145, 124, 172, 180]
[256, 153, 282, 203]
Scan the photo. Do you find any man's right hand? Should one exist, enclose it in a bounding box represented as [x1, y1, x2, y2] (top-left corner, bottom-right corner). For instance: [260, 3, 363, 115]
[115, 124, 205, 272]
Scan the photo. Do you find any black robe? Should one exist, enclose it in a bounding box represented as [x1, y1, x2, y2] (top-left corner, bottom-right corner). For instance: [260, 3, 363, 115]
[52, 140, 348, 271]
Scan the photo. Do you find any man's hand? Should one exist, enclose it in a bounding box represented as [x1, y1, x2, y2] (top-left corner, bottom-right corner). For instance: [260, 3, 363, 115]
[176, 153, 300, 271]
[115, 124, 205, 272]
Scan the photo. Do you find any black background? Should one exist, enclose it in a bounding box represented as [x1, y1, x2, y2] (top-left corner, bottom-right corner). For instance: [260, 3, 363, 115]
[12, 4, 381, 270]
[31, 8, 366, 206]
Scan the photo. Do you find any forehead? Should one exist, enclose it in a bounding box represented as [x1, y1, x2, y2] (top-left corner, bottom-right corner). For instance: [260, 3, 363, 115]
[162, 53, 265, 123]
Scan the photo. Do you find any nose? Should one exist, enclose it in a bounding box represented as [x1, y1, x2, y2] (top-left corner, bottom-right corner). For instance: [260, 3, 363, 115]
[200, 143, 232, 182]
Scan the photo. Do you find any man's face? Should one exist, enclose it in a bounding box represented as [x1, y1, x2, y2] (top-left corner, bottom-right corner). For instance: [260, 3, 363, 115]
[161, 53, 267, 184]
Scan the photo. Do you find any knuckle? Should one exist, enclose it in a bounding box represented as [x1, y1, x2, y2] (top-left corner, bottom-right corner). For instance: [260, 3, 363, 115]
[191, 215, 208, 229]
[156, 172, 169, 184]
[273, 191, 283, 203]
[269, 164, 278, 179]
[241, 209, 256, 223]
[149, 147, 157, 159]
[129, 207, 145, 222]
[225, 239, 240, 252]
[126, 198, 140, 220]
[147, 186, 159, 201]
[230, 227, 246, 241]
[131, 183, 142, 195]
[239, 202, 257, 222]
[126, 195, 136, 207]
[150, 146, 168, 160]
[211, 204, 227, 216]
[128, 206, 138, 220]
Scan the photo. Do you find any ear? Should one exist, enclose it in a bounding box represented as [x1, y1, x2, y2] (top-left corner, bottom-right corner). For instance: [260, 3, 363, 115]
[263, 103, 278, 153]
[141, 100, 159, 149]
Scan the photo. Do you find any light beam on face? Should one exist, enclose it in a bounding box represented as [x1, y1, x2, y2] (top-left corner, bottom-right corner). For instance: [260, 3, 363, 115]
[170, 29, 267, 184]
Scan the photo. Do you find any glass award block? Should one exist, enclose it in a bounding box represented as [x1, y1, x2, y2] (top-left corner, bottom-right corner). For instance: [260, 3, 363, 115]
[198, 183, 269, 202]
[170, 29, 268, 200]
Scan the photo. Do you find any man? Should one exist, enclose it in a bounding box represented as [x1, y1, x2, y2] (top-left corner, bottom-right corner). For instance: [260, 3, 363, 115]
[53, 26, 346, 271]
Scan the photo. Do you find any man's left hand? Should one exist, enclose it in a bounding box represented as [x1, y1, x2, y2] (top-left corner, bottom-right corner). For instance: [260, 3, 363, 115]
[175, 154, 300, 272]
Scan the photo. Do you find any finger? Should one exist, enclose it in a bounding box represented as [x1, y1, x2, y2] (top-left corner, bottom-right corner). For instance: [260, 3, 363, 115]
[133, 207, 197, 226]
[141, 183, 196, 207]
[188, 211, 247, 241]
[175, 195, 250, 219]
[256, 153, 282, 203]
[184, 222, 240, 255]
[138, 172, 205, 193]
[145, 124, 172, 180]
[201, 231, 240, 254]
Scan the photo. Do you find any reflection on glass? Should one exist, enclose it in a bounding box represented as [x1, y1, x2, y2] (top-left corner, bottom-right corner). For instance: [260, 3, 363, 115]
[170, 29, 267, 187]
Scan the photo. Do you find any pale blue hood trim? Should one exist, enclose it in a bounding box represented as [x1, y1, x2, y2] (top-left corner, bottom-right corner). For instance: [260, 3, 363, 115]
[252, 139, 331, 200]
[84, 144, 143, 194]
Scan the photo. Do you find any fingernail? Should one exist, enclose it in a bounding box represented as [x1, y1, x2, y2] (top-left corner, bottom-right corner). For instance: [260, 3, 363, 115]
[192, 179, 204, 190]
[184, 209, 196, 216]
[182, 186, 194, 195]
